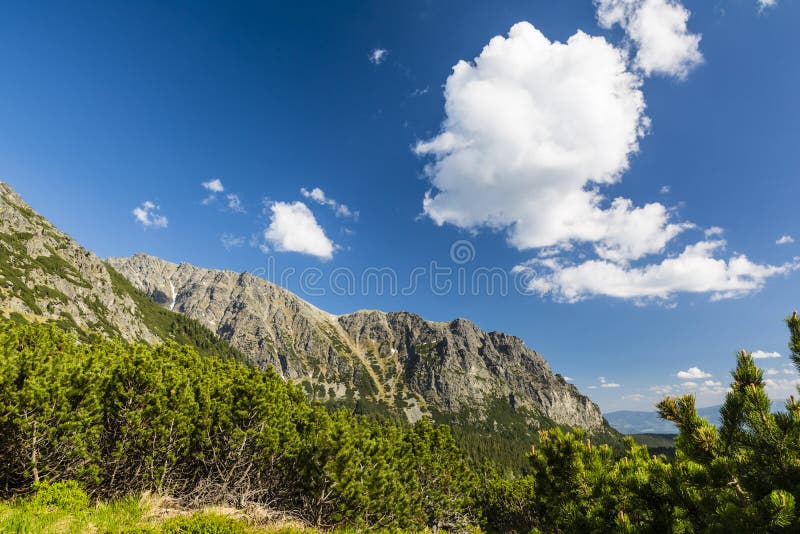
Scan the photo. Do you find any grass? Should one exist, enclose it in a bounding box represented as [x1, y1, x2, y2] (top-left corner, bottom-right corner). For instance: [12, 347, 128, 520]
[0, 482, 300, 533]
[0, 481, 428, 533]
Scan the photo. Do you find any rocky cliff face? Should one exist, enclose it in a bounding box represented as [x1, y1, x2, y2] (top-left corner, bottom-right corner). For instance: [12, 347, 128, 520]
[108, 254, 605, 431]
[0, 182, 158, 342]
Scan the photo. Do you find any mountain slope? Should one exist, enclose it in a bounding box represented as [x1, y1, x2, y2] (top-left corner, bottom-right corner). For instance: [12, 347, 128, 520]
[108, 253, 606, 432]
[0, 182, 241, 360]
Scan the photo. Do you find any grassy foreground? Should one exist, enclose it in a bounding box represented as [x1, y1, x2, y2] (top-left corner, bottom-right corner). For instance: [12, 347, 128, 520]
[0, 481, 364, 534]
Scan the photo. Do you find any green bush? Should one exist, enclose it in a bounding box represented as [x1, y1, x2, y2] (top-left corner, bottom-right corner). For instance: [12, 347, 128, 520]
[0, 319, 476, 530]
[161, 513, 250, 534]
[8, 309, 800, 531]
[29, 480, 90, 512]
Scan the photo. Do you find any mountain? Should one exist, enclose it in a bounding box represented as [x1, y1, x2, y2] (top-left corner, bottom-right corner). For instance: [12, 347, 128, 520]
[606, 405, 723, 434]
[107, 253, 606, 432]
[0, 182, 241, 360]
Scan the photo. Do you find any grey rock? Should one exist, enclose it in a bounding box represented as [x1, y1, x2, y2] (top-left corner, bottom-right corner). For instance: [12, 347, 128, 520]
[108, 254, 605, 430]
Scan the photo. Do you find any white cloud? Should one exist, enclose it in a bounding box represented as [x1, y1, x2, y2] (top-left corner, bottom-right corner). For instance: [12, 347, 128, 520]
[201, 178, 225, 205]
[301, 187, 358, 220]
[410, 87, 430, 97]
[659, 185, 670, 194]
[595, 0, 703, 79]
[777, 235, 794, 245]
[200, 179, 245, 213]
[226, 194, 245, 213]
[758, 0, 777, 12]
[515, 240, 797, 303]
[766, 369, 780, 376]
[650, 384, 674, 395]
[369, 48, 389, 65]
[418, 21, 794, 304]
[752, 350, 782, 359]
[202, 179, 224, 193]
[132, 201, 168, 229]
[677, 366, 712, 379]
[704, 226, 724, 238]
[415, 22, 693, 263]
[650, 377, 728, 404]
[599, 376, 621, 388]
[263, 201, 335, 259]
[220, 233, 245, 250]
[765, 377, 800, 401]
[622, 393, 646, 401]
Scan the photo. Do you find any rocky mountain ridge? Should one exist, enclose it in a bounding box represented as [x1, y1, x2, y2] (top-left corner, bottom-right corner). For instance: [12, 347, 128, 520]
[108, 253, 605, 431]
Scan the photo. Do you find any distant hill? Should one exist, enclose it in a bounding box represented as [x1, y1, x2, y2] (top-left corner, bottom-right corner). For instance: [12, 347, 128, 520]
[606, 405, 722, 434]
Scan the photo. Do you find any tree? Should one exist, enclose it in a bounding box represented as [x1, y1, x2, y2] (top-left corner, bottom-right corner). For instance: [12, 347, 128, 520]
[656, 312, 800, 532]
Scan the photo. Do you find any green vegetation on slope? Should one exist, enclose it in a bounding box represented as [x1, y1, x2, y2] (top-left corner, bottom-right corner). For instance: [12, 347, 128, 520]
[105, 263, 245, 361]
[434, 396, 625, 475]
[4, 312, 800, 532]
[0, 319, 476, 531]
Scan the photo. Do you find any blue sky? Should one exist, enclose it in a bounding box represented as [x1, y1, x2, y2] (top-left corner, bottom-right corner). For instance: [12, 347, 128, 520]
[2, 0, 798, 411]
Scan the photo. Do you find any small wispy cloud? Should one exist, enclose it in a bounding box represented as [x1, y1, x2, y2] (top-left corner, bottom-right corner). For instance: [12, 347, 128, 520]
[201, 178, 225, 205]
[622, 393, 646, 401]
[758, 0, 777, 13]
[776, 235, 794, 245]
[132, 201, 168, 229]
[599, 376, 621, 388]
[201, 179, 245, 213]
[752, 350, 782, 359]
[676, 367, 711, 379]
[226, 194, 245, 213]
[301, 187, 358, 220]
[410, 87, 429, 97]
[220, 233, 245, 250]
[369, 48, 389, 65]
[659, 185, 671, 194]
[202, 179, 224, 193]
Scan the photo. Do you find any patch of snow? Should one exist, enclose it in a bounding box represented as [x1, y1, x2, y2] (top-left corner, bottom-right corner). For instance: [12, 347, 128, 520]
[168, 280, 177, 311]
